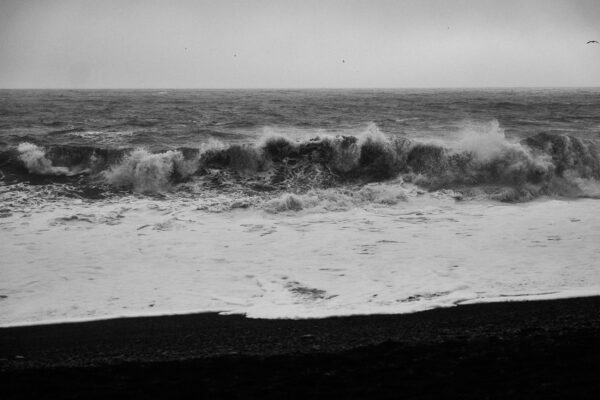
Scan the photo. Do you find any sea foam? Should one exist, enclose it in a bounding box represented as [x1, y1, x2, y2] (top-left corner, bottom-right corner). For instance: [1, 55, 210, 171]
[17, 142, 82, 176]
[103, 148, 199, 193]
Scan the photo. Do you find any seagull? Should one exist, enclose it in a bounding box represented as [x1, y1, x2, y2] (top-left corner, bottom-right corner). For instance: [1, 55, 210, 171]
[587, 40, 599, 44]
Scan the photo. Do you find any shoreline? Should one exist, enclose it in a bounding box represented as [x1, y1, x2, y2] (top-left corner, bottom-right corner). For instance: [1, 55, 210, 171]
[2, 296, 600, 398]
[4, 288, 600, 329]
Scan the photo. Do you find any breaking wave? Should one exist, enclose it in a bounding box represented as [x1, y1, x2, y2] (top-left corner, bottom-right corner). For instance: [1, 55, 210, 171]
[102, 148, 198, 193]
[16, 143, 86, 176]
[1, 122, 599, 202]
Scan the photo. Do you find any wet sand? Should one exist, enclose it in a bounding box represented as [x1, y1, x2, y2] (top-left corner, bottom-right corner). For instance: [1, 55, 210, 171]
[2, 296, 600, 399]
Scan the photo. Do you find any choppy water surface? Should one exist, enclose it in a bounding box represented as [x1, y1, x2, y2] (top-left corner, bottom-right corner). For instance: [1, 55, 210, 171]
[1, 89, 600, 326]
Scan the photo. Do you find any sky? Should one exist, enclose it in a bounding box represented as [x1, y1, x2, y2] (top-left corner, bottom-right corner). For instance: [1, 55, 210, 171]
[0, 0, 599, 89]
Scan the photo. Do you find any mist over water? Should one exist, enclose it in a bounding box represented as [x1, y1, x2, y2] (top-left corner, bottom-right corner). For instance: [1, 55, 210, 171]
[1, 89, 600, 326]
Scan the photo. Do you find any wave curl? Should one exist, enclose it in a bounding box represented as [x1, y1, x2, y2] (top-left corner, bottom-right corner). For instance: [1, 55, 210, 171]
[2, 122, 599, 201]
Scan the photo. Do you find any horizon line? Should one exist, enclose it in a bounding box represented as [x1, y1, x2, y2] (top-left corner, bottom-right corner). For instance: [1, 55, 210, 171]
[1, 86, 600, 91]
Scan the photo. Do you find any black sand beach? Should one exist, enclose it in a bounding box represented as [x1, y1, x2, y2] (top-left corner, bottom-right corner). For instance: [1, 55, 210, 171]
[2, 296, 600, 399]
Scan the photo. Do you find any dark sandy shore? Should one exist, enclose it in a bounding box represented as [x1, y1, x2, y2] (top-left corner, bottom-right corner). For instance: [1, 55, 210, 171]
[2, 296, 600, 399]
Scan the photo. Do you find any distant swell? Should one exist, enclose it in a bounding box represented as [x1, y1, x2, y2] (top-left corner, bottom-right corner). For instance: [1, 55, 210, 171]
[1, 122, 600, 202]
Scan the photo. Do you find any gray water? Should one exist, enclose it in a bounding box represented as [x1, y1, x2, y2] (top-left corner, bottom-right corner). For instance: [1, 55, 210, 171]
[1, 89, 600, 150]
[2, 89, 600, 325]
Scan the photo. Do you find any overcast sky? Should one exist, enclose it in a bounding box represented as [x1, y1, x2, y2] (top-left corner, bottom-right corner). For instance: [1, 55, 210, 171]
[1, 0, 599, 88]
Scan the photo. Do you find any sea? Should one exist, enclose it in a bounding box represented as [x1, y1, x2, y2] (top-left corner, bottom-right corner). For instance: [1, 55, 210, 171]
[1, 88, 600, 326]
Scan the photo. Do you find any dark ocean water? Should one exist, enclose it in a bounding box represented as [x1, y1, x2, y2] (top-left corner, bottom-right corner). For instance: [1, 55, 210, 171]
[1, 88, 600, 202]
[1, 89, 600, 148]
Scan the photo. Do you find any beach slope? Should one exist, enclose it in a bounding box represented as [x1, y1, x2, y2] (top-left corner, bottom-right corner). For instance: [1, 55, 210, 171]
[2, 297, 600, 399]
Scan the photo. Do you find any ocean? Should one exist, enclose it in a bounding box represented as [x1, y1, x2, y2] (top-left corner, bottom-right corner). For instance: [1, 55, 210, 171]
[1, 88, 600, 326]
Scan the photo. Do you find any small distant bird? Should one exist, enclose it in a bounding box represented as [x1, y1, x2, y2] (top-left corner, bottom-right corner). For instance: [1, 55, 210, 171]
[587, 40, 599, 44]
[342, 59, 345, 63]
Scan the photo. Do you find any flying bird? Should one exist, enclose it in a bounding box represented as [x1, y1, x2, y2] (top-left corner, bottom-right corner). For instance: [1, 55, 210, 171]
[587, 40, 599, 44]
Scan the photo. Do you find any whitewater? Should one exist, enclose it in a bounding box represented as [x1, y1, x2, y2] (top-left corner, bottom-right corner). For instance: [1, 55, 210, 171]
[1, 89, 599, 326]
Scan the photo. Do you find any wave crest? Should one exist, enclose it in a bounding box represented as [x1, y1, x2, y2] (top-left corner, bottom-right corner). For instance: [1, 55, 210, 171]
[17, 143, 85, 176]
[103, 149, 199, 193]
[3, 121, 600, 202]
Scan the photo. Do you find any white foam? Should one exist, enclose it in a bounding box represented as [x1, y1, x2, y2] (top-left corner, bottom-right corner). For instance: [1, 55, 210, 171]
[17, 142, 84, 176]
[103, 148, 198, 192]
[263, 183, 410, 213]
[445, 120, 553, 172]
[1, 192, 600, 326]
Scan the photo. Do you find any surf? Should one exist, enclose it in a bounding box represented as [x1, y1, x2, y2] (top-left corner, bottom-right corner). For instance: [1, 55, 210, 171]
[1, 121, 599, 203]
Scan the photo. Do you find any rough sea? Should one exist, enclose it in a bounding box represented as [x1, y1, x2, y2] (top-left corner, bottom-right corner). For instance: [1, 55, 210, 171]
[1, 88, 600, 326]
